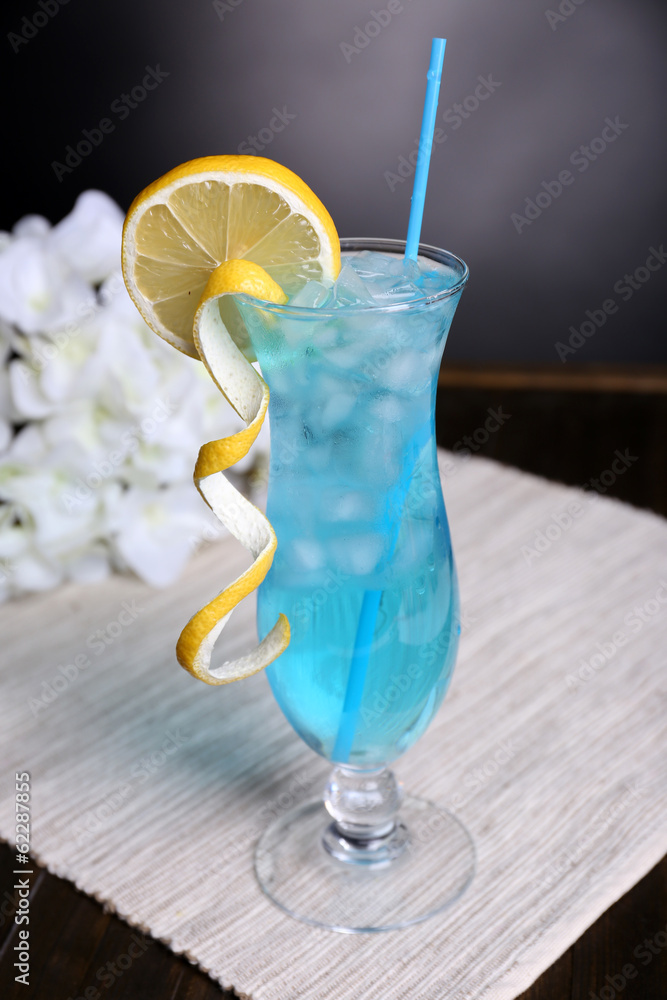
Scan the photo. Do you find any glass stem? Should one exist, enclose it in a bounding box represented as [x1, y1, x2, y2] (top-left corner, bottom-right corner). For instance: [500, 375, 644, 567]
[322, 765, 409, 865]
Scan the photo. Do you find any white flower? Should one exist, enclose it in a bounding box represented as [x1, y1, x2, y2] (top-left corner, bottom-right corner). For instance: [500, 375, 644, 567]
[9, 354, 58, 420]
[0, 425, 102, 553]
[0, 190, 270, 601]
[0, 417, 11, 455]
[50, 190, 124, 284]
[0, 320, 16, 452]
[61, 547, 112, 585]
[4, 549, 62, 597]
[8, 281, 160, 422]
[107, 484, 222, 588]
[0, 234, 94, 335]
[13, 215, 51, 239]
[9, 310, 109, 419]
[0, 501, 36, 600]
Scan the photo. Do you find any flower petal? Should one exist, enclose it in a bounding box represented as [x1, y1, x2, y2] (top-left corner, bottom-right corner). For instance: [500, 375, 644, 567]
[50, 191, 124, 283]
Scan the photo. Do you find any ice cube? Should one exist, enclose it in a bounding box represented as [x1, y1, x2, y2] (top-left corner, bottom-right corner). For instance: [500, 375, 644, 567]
[320, 391, 357, 430]
[330, 533, 386, 576]
[322, 489, 378, 523]
[311, 319, 340, 351]
[416, 258, 459, 290]
[378, 350, 430, 393]
[342, 251, 460, 306]
[402, 258, 421, 282]
[403, 519, 436, 567]
[280, 316, 311, 350]
[370, 279, 423, 305]
[289, 280, 333, 308]
[332, 263, 375, 307]
[264, 370, 291, 407]
[418, 270, 445, 294]
[348, 250, 405, 279]
[326, 340, 370, 372]
[372, 394, 405, 423]
[356, 276, 395, 298]
[292, 538, 325, 571]
[307, 442, 331, 472]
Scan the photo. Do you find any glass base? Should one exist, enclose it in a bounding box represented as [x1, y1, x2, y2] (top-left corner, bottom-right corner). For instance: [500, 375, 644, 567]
[255, 794, 475, 932]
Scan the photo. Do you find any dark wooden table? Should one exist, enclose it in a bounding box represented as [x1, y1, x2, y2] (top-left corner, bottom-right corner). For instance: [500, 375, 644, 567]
[1, 364, 666, 999]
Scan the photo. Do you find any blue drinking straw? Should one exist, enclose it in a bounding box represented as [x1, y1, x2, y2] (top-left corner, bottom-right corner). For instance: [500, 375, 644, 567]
[332, 39, 447, 763]
[406, 37, 447, 261]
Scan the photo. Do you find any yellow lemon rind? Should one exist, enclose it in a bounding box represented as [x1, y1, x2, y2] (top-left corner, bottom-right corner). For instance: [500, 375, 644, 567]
[175, 261, 290, 684]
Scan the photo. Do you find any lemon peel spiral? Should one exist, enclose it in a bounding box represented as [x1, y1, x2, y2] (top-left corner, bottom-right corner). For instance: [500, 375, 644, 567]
[121, 155, 340, 682]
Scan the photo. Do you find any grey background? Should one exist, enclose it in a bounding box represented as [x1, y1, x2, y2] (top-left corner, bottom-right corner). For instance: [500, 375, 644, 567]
[3, 0, 666, 362]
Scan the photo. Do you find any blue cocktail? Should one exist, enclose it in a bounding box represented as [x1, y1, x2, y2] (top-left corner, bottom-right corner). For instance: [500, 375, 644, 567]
[241, 239, 475, 931]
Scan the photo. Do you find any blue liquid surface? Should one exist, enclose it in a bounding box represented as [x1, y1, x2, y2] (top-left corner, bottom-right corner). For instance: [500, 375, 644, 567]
[241, 251, 463, 767]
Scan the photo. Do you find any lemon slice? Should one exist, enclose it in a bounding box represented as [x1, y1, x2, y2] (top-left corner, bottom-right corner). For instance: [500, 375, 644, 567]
[121, 154, 340, 358]
[121, 157, 340, 685]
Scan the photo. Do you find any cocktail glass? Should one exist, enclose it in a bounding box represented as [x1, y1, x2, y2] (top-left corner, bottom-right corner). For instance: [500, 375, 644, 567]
[238, 238, 474, 932]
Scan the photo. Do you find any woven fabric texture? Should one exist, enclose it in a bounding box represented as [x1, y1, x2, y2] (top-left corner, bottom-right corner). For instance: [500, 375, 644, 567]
[1, 452, 666, 999]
